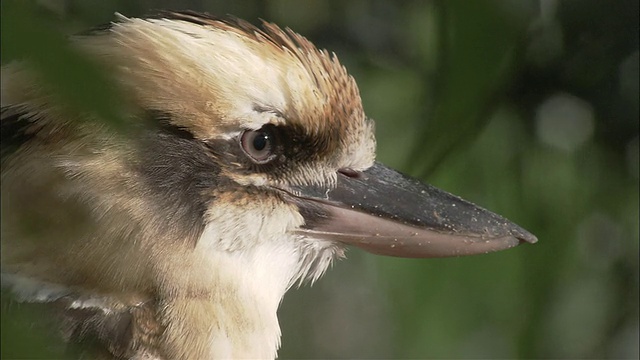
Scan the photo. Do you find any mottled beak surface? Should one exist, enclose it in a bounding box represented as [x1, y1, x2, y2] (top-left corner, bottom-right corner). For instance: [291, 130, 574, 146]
[283, 162, 537, 258]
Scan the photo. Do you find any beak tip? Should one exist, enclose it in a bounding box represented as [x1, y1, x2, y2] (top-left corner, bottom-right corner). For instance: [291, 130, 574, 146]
[512, 229, 538, 244]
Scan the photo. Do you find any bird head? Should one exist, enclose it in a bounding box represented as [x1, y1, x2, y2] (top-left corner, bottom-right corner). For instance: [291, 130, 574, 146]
[1, 11, 536, 359]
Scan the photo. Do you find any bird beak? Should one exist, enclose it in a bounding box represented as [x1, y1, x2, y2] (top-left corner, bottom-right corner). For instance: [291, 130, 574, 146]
[280, 162, 537, 258]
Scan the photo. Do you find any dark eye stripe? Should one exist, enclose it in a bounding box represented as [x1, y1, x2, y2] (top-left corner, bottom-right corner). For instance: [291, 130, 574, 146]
[1, 107, 38, 159]
[147, 110, 195, 140]
[145, 109, 334, 178]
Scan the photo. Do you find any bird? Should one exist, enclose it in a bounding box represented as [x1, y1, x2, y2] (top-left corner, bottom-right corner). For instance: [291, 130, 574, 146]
[0, 11, 537, 359]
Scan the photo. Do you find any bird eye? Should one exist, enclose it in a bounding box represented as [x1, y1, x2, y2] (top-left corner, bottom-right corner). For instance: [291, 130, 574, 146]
[240, 126, 277, 164]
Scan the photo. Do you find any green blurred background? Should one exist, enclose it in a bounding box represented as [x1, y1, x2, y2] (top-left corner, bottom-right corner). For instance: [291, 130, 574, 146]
[1, 0, 638, 358]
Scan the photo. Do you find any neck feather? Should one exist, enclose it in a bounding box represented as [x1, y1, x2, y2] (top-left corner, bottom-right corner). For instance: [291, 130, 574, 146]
[158, 224, 341, 359]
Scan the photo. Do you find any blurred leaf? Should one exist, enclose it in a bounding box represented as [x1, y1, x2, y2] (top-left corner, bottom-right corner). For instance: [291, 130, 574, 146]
[409, 0, 530, 176]
[1, 293, 72, 359]
[1, 0, 128, 130]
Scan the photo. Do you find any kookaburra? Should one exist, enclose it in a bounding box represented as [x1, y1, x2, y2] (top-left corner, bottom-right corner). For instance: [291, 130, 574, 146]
[1, 11, 537, 359]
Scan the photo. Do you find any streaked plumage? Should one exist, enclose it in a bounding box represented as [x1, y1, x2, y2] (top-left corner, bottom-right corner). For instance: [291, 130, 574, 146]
[1, 11, 536, 359]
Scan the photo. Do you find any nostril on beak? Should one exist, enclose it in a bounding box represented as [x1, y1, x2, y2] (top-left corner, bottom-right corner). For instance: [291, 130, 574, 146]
[338, 168, 361, 179]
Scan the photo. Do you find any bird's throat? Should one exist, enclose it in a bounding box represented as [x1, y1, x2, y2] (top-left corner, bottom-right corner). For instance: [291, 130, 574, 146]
[158, 228, 312, 359]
